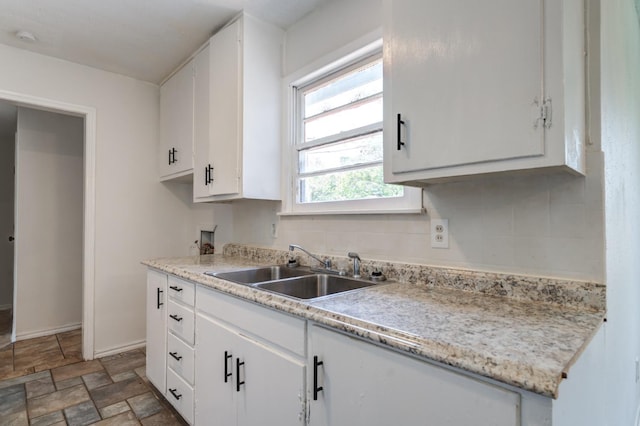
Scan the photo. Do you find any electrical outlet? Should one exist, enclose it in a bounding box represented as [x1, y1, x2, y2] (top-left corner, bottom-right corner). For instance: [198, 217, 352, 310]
[431, 218, 449, 249]
[270, 223, 278, 238]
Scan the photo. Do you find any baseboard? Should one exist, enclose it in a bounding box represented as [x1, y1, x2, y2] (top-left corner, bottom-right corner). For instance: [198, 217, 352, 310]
[94, 339, 146, 359]
[15, 322, 81, 341]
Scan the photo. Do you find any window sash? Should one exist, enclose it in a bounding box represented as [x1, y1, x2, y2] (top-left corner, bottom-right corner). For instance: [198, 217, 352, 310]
[294, 57, 386, 202]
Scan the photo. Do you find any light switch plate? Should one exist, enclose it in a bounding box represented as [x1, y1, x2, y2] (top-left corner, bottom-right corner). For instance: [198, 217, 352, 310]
[431, 218, 449, 249]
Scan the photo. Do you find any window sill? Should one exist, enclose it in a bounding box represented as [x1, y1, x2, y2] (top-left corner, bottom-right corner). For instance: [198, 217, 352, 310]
[277, 208, 425, 217]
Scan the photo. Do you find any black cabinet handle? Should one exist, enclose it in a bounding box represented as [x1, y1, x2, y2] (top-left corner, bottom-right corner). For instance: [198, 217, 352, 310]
[169, 351, 182, 361]
[169, 314, 183, 322]
[236, 358, 245, 392]
[168, 147, 177, 164]
[313, 355, 323, 401]
[224, 351, 232, 383]
[397, 113, 405, 150]
[205, 164, 214, 185]
[169, 285, 183, 292]
[168, 388, 182, 400]
[156, 288, 163, 309]
[8, 236, 14, 242]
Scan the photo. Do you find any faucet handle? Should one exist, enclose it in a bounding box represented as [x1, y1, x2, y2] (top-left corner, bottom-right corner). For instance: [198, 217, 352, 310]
[347, 252, 361, 278]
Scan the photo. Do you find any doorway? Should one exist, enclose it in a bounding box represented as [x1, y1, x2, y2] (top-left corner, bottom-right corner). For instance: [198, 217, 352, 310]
[0, 102, 16, 348]
[0, 92, 96, 360]
[14, 106, 84, 341]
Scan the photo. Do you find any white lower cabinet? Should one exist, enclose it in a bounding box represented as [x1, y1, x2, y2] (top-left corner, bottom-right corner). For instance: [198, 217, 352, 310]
[166, 277, 196, 424]
[307, 324, 520, 426]
[167, 333, 195, 385]
[146, 270, 537, 425]
[146, 270, 167, 393]
[167, 368, 195, 424]
[195, 286, 306, 426]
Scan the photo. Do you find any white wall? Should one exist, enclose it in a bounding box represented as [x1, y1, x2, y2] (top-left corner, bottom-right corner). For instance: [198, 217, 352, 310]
[232, 0, 605, 283]
[0, 122, 15, 308]
[15, 108, 83, 337]
[0, 43, 217, 354]
[283, 0, 383, 76]
[600, 0, 640, 423]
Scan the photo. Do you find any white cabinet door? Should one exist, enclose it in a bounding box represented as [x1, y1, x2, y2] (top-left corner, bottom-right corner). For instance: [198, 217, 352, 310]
[237, 333, 306, 426]
[146, 270, 167, 393]
[207, 19, 241, 197]
[308, 325, 519, 426]
[193, 45, 212, 200]
[195, 312, 305, 426]
[384, 0, 585, 184]
[192, 14, 283, 203]
[159, 60, 194, 180]
[195, 314, 238, 426]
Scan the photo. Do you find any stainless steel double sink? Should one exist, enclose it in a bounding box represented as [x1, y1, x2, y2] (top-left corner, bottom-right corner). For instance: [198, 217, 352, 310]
[206, 266, 380, 300]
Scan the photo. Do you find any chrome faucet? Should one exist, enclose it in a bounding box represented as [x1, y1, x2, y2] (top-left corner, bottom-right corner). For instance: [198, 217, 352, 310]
[289, 244, 332, 269]
[348, 252, 361, 278]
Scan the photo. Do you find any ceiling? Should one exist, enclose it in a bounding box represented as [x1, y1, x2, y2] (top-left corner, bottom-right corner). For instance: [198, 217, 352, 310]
[0, 0, 330, 84]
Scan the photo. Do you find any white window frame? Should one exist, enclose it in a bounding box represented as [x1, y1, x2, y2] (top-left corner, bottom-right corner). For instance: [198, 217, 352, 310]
[280, 32, 423, 216]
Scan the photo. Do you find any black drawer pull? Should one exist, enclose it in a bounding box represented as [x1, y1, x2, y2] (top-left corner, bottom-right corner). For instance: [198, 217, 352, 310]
[169, 286, 183, 292]
[169, 351, 182, 361]
[236, 358, 245, 392]
[169, 314, 183, 322]
[168, 388, 182, 400]
[313, 355, 323, 400]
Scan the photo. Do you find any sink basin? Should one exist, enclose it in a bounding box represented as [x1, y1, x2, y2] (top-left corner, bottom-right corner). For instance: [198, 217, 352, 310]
[210, 266, 314, 284]
[255, 274, 376, 300]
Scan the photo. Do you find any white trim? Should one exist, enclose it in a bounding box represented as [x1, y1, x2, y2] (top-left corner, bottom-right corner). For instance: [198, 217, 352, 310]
[15, 322, 81, 341]
[94, 339, 146, 359]
[281, 29, 422, 216]
[0, 89, 96, 361]
[285, 29, 383, 88]
[278, 208, 425, 216]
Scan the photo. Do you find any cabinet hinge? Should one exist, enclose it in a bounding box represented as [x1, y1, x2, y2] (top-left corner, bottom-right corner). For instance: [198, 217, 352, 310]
[534, 97, 552, 129]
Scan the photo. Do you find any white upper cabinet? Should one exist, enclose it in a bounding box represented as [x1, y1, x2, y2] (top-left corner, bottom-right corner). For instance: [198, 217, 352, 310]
[193, 14, 284, 202]
[383, 0, 585, 185]
[159, 59, 194, 180]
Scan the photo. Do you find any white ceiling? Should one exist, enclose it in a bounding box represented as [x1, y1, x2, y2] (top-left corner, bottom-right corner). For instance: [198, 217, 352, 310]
[0, 0, 329, 84]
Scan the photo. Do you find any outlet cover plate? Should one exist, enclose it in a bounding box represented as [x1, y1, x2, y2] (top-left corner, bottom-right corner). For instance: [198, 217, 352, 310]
[431, 218, 449, 249]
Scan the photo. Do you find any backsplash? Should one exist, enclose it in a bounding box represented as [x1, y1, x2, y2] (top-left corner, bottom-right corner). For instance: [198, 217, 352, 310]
[223, 243, 605, 312]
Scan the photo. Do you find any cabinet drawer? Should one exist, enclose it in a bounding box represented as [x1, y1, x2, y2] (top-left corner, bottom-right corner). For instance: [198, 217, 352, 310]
[196, 285, 305, 356]
[167, 333, 195, 385]
[168, 300, 195, 345]
[168, 276, 195, 306]
[166, 368, 194, 425]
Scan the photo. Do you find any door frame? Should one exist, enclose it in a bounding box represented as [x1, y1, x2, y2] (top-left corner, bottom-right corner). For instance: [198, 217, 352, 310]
[1, 89, 96, 360]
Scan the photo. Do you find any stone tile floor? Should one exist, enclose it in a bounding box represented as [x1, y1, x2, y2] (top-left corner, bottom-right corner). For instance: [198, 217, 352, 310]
[0, 308, 11, 349]
[0, 329, 186, 425]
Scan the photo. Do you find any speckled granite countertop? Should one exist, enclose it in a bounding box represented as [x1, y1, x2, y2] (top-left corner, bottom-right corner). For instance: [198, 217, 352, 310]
[142, 248, 605, 399]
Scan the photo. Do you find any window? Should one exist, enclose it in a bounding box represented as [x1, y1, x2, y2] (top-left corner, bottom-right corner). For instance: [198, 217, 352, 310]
[282, 38, 422, 215]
